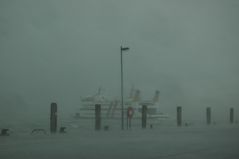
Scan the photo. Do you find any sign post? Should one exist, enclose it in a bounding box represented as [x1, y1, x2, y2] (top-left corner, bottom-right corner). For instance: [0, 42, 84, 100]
[127, 107, 134, 129]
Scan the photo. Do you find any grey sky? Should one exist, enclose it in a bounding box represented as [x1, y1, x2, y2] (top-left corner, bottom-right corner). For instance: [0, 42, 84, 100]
[0, 0, 239, 119]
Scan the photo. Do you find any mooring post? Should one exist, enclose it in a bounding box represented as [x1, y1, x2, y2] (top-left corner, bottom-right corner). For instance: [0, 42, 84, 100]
[206, 107, 211, 125]
[230, 108, 234, 124]
[177, 106, 182, 127]
[95, 104, 101, 131]
[142, 105, 147, 129]
[50, 103, 57, 133]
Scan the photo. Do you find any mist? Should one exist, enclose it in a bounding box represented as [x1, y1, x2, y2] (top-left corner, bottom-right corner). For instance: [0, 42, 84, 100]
[1, 0, 239, 158]
[1, 0, 239, 122]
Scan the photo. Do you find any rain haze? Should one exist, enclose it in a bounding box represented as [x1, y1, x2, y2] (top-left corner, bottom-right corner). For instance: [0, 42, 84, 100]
[0, 0, 239, 159]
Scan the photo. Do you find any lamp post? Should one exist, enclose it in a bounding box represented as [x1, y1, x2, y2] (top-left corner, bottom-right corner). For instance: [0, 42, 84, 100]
[120, 46, 129, 130]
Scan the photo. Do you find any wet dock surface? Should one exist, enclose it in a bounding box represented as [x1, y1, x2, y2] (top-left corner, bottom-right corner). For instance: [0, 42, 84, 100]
[1, 125, 239, 159]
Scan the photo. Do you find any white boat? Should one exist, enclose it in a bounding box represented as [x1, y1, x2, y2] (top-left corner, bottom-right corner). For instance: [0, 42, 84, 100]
[74, 88, 169, 120]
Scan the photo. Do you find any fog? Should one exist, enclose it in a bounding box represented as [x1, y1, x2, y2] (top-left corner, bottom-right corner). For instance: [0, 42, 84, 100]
[0, 0, 238, 125]
[1, 1, 239, 158]
[0, 0, 239, 122]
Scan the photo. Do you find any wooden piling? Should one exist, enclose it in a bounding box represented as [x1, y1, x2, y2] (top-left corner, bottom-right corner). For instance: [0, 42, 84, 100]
[95, 104, 101, 131]
[230, 108, 234, 124]
[177, 106, 182, 127]
[142, 105, 147, 129]
[206, 107, 211, 125]
[50, 103, 57, 133]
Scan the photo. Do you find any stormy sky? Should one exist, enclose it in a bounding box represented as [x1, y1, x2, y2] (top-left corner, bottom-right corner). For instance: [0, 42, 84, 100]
[0, 0, 239, 120]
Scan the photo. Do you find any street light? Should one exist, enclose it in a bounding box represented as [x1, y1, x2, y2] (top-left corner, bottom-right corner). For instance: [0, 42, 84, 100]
[120, 46, 130, 130]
